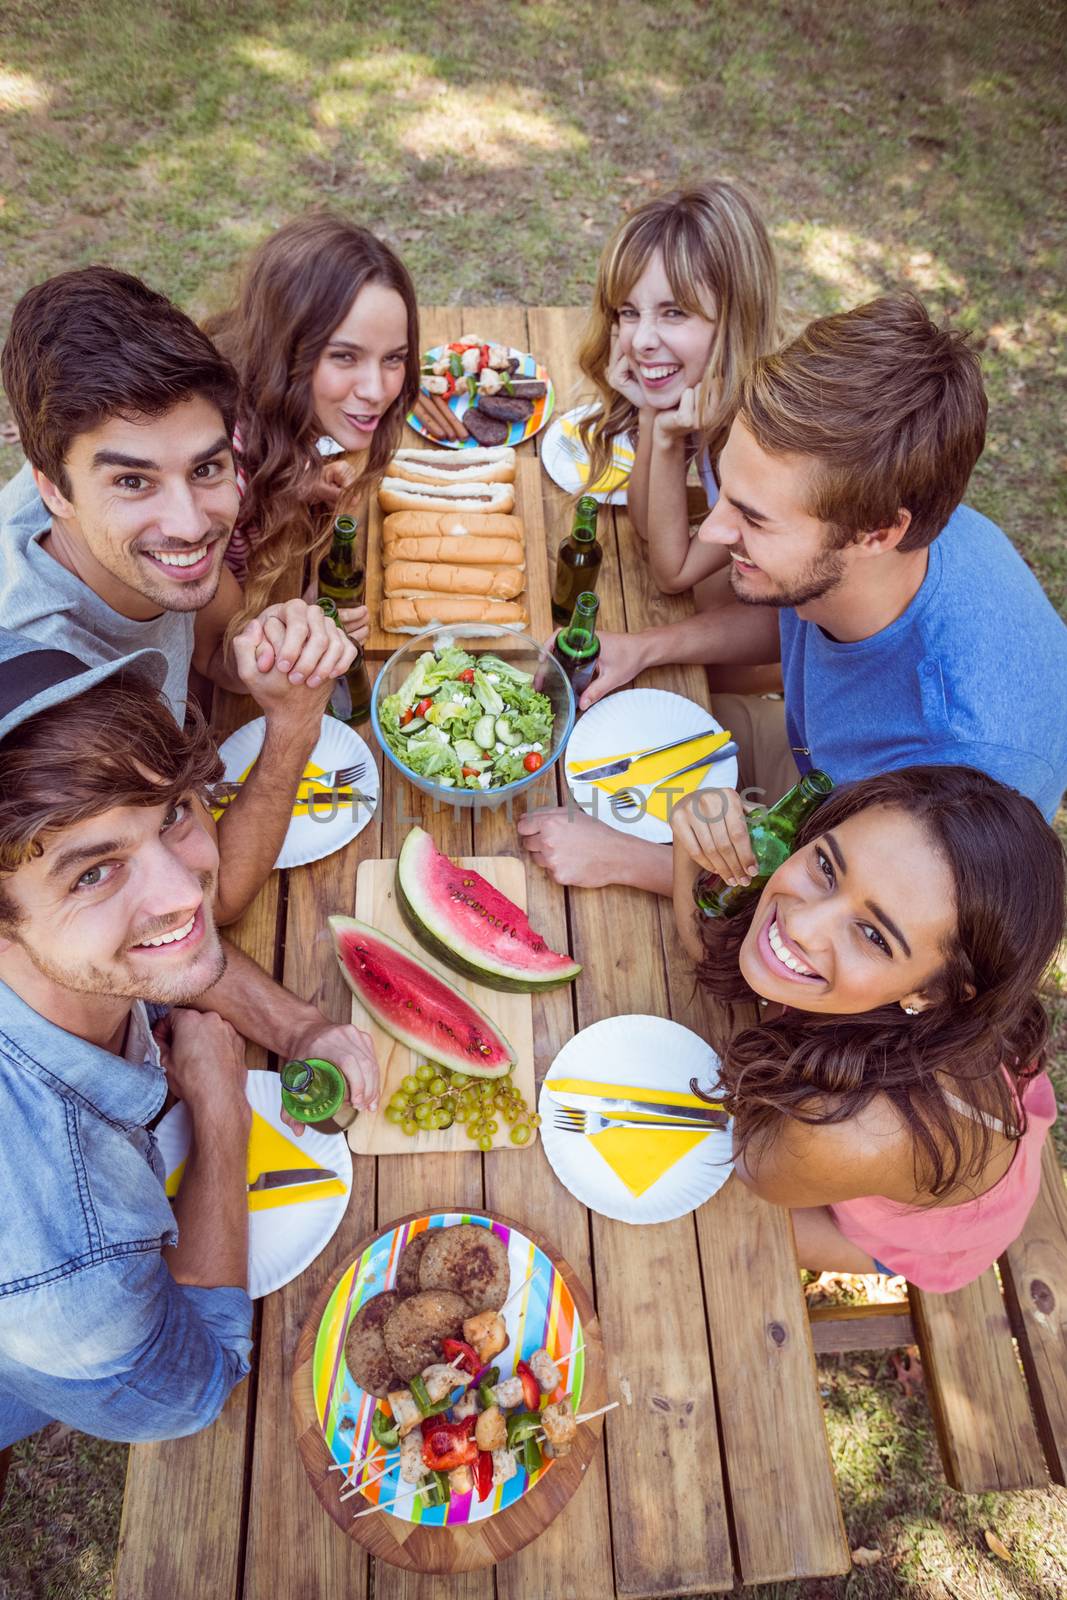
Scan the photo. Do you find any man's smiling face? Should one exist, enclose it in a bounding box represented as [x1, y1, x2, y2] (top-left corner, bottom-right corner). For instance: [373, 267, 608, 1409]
[696, 417, 854, 609]
[38, 395, 239, 617]
[0, 791, 225, 1005]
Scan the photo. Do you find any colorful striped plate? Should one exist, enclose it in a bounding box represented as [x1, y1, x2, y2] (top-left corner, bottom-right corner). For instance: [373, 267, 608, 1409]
[312, 1212, 585, 1525]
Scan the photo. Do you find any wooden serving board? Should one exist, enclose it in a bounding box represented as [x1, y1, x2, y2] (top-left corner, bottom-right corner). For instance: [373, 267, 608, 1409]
[346, 856, 537, 1156]
[364, 450, 555, 656]
[291, 1209, 606, 1573]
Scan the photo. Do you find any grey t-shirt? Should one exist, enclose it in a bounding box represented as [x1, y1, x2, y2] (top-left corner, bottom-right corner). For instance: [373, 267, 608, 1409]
[0, 462, 194, 719]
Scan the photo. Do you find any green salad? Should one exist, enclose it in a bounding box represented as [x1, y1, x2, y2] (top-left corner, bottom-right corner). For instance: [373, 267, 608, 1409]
[378, 644, 555, 791]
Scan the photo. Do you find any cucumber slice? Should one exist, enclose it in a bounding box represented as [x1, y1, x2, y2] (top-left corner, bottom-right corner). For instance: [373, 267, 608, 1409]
[472, 715, 496, 750]
[495, 717, 522, 747]
[403, 715, 428, 734]
[454, 739, 484, 764]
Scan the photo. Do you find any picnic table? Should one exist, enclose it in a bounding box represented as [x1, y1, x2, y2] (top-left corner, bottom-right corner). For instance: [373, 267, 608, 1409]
[113, 308, 1067, 1599]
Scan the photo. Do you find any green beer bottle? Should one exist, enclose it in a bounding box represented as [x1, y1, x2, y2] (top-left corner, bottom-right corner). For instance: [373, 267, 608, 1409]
[551, 495, 602, 624]
[693, 770, 834, 918]
[318, 513, 365, 608]
[551, 591, 601, 700]
[280, 1058, 357, 1135]
[315, 596, 373, 726]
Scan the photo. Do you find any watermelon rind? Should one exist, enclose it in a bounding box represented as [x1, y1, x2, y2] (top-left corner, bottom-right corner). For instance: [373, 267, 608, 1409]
[329, 914, 514, 1078]
[396, 827, 582, 993]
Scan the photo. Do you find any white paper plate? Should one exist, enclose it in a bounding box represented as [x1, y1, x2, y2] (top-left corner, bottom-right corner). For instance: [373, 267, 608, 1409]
[541, 405, 631, 504]
[563, 688, 738, 845]
[216, 715, 379, 870]
[538, 1016, 732, 1225]
[155, 1070, 353, 1300]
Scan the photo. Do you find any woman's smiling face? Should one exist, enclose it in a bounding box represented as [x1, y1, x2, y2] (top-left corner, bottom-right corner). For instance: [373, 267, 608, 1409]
[614, 249, 716, 409]
[738, 805, 958, 1015]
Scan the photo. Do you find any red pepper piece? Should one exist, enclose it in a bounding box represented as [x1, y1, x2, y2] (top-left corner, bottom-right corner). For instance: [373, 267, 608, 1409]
[442, 1338, 481, 1376]
[421, 1415, 478, 1472]
[474, 1449, 493, 1502]
[516, 1360, 540, 1412]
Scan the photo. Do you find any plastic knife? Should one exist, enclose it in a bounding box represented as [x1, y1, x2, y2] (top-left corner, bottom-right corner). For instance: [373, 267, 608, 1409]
[248, 1167, 339, 1192]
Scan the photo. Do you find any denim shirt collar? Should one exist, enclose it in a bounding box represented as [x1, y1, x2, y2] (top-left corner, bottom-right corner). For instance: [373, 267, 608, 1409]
[0, 980, 167, 1131]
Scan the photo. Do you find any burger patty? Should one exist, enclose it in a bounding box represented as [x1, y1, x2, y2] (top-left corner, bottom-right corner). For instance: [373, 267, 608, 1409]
[507, 380, 547, 400]
[394, 1230, 433, 1298]
[462, 406, 510, 446]
[344, 1290, 402, 1398]
[477, 394, 535, 424]
[418, 1223, 511, 1312]
[382, 1289, 469, 1380]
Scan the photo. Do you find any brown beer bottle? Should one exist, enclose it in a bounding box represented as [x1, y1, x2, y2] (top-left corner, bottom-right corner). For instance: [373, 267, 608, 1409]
[551, 496, 602, 624]
[317, 513, 365, 608]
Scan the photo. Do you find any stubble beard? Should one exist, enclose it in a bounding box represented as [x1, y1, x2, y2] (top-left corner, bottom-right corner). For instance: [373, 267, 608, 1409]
[728, 546, 849, 610]
[128, 531, 231, 614]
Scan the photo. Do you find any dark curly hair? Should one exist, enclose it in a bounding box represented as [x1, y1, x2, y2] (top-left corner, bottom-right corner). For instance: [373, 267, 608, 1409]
[694, 766, 1065, 1197]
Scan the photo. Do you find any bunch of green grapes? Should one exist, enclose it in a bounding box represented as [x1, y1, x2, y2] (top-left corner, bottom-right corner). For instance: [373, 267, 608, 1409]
[382, 1063, 541, 1151]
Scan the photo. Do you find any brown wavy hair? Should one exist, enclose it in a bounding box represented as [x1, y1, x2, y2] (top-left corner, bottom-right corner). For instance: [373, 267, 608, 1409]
[694, 766, 1065, 1198]
[205, 212, 420, 632]
[0, 670, 222, 929]
[577, 181, 779, 498]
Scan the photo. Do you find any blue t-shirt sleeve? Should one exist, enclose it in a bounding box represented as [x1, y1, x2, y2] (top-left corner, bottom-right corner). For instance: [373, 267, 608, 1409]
[9, 1250, 252, 1443]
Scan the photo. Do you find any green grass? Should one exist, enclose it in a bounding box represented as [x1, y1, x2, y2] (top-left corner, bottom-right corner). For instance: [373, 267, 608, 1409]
[0, 1, 1065, 1594]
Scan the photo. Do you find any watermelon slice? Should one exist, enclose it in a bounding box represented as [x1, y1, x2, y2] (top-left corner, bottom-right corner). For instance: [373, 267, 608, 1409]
[395, 827, 582, 993]
[329, 915, 514, 1078]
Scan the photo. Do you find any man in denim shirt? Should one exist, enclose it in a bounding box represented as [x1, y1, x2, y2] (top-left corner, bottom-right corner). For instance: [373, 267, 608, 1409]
[0, 631, 374, 1446]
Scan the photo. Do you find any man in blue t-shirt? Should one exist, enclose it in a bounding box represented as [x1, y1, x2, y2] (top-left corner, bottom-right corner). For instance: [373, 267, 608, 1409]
[519, 293, 1067, 894]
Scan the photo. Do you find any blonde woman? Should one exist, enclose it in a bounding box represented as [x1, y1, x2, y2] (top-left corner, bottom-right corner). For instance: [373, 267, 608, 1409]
[578, 182, 779, 598]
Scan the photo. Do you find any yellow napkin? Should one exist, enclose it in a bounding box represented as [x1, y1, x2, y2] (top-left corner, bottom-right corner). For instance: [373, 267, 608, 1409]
[567, 731, 732, 824]
[549, 1077, 721, 1111]
[589, 1126, 709, 1197]
[211, 760, 345, 821]
[165, 1109, 347, 1211]
[559, 413, 634, 494]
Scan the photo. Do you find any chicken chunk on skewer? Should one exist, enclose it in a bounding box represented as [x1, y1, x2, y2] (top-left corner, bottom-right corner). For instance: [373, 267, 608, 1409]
[451, 1388, 479, 1420]
[492, 1446, 518, 1486]
[540, 1398, 578, 1457]
[489, 1376, 524, 1409]
[422, 1363, 467, 1403]
[475, 1404, 507, 1453]
[448, 1463, 474, 1497]
[528, 1348, 563, 1394]
[387, 1389, 421, 1439]
[463, 1310, 508, 1366]
[399, 1431, 427, 1484]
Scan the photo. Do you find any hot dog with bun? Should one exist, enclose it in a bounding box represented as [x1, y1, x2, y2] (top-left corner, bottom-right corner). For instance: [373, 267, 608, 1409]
[379, 477, 516, 515]
[388, 445, 515, 487]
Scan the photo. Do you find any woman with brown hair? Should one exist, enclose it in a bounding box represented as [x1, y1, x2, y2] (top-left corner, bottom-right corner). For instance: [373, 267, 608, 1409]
[672, 765, 1064, 1289]
[576, 181, 779, 597]
[206, 213, 420, 641]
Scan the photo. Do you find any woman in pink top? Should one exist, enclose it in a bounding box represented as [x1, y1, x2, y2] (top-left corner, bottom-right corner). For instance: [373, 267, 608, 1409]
[685, 766, 1063, 1292]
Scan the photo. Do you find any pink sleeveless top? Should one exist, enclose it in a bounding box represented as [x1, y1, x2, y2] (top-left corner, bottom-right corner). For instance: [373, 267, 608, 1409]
[829, 1071, 1056, 1292]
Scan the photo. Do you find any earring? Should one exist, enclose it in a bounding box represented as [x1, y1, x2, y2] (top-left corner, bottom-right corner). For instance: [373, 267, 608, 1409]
[903, 1005, 919, 1015]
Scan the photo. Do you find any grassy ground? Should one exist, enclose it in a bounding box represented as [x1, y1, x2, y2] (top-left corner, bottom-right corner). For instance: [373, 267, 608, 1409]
[0, 1, 1065, 1596]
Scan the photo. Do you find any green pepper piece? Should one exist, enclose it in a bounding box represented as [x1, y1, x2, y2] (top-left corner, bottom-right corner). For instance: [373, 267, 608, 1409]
[505, 1409, 541, 1449]
[420, 1468, 450, 1507]
[467, 375, 479, 402]
[522, 1434, 543, 1474]
[501, 371, 514, 395]
[410, 1374, 432, 1414]
[371, 1408, 400, 1449]
[476, 1366, 500, 1410]
[449, 351, 463, 378]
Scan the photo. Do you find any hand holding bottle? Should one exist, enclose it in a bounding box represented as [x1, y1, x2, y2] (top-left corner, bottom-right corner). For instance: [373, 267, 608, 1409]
[670, 787, 758, 885]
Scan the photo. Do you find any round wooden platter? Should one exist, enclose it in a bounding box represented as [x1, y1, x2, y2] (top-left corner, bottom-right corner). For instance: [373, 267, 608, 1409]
[291, 1208, 606, 1574]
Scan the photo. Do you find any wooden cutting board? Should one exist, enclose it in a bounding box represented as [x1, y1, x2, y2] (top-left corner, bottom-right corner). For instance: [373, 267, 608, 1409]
[364, 450, 555, 656]
[346, 856, 537, 1156]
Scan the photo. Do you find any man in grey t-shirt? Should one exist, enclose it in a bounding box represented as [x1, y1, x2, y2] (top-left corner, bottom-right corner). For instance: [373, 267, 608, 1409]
[0, 266, 356, 926]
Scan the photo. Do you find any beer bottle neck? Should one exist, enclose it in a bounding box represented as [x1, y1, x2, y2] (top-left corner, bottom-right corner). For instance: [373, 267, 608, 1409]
[764, 771, 833, 835]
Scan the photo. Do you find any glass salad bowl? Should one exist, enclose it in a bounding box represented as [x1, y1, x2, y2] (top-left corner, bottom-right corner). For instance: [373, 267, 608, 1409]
[370, 625, 576, 809]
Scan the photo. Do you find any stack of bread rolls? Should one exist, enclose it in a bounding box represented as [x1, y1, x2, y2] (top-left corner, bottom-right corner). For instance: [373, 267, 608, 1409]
[379, 447, 528, 632]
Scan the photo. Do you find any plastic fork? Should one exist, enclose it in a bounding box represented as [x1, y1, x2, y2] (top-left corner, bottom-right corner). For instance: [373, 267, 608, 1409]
[610, 741, 739, 816]
[552, 1107, 715, 1135]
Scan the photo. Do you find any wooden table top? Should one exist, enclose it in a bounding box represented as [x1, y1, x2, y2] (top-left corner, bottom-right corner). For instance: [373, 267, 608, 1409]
[114, 307, 850, 1599]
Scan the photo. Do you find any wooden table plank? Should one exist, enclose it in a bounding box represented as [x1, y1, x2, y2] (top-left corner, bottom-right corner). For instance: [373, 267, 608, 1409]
[911, 1269, 1046, 1490]
[999, 1142, 1067, 1485]
[240, 756, 382, 1600]
[612, 508, 849, 1582]
[117, 685, 280, 1600]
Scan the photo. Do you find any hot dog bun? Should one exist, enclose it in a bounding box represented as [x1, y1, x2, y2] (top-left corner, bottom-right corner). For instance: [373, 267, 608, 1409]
[383, 534, 525, 568]
[382, 510, 524, 542]
[379, 478, 516, 514]
[389, 445, 515, 486]
[384, 561, 525, 601]
[382, 596, 528, 632]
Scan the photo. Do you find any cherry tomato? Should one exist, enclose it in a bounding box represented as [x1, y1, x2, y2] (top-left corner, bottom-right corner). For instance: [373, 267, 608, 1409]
[416, 697, 434, 718]
[523, 752, 544, 773]
[462, 766, 481, 778]
[458, 668, 476, 684]
[400, 707, 414, 726]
